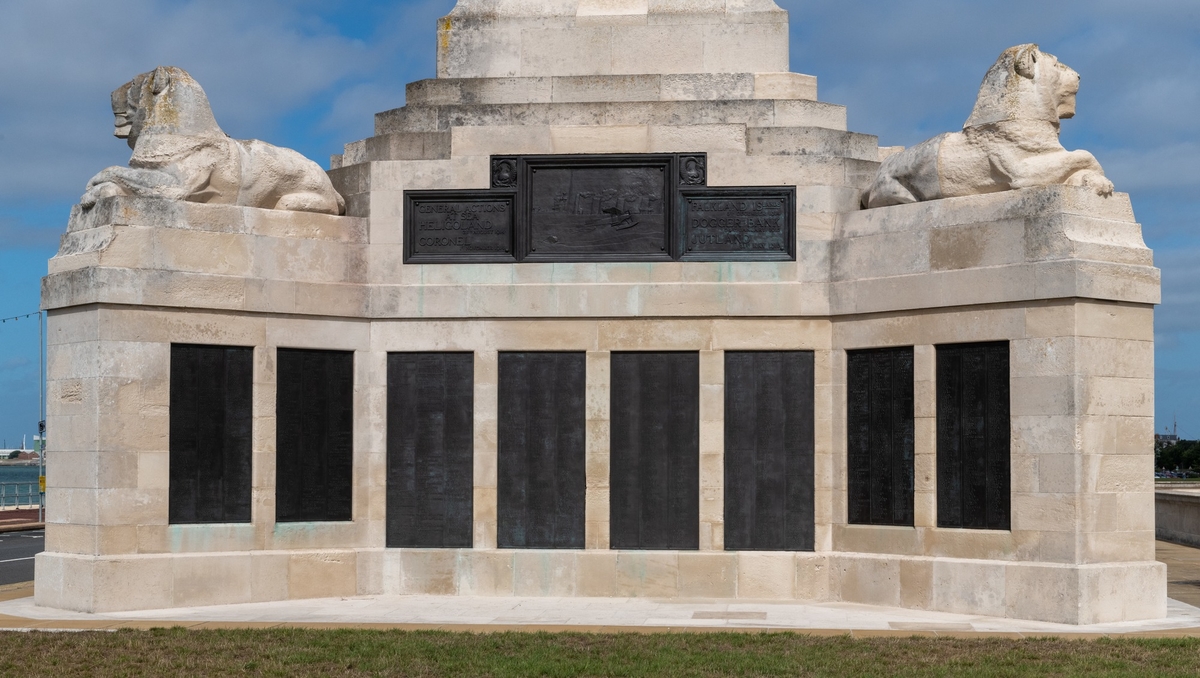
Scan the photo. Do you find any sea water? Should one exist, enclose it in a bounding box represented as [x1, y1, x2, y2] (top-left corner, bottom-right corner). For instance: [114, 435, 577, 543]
[0, 465, 41, 508]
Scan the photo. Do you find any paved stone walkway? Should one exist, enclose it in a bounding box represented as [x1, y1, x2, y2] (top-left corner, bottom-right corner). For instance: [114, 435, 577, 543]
[0, 542, 1197, 638]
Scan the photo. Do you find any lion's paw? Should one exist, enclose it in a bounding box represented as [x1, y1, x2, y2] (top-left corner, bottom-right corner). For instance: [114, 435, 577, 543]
[1067, 170, 1114, 198]
[80, 181, 125, 209]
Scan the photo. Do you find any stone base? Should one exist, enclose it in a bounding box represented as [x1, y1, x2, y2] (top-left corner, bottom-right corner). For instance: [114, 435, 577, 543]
[34, 549, 1166, 624]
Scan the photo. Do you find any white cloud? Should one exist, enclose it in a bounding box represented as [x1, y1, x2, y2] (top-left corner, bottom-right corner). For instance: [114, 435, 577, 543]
[0, 0, 370, 203]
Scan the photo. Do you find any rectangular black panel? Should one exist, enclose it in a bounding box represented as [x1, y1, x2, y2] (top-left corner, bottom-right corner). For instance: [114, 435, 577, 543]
[404, 191, 516, 263]
[275, 349, 354, 523]
[847, 347, 915, 527]
[937, 342, 1010, 530]
[497, 352, 586, 548]
[724, 351, 815, 551]
[403, 153, 798, 264]
[169, 344, 253, 524]
[679, 188, 796, 261]
[386, 352, 474, 547]
[523, 155, 673, 261]
[609, 352, 700, 550]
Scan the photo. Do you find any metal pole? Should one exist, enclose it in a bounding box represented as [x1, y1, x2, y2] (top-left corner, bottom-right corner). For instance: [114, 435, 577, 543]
[38, 311, 44, 523]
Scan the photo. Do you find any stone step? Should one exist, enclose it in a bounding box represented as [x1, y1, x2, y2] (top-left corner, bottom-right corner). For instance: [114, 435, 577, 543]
[338, 132, 452, 167]
[405, 72, 817, 107]
[375, 99, 847, 135]
[746, 127, 880, 162]
[331, 125, 884, 172]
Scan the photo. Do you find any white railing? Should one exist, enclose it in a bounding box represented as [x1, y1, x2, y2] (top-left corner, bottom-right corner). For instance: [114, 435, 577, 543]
[0, 482, 41, 510]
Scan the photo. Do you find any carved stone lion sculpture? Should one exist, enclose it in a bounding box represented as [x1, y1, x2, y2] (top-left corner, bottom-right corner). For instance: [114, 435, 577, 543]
[80, 66, 345, 215]
[863, 44, 1113, 209]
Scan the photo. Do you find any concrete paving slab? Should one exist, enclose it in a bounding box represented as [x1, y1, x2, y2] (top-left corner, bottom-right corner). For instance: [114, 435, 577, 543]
[0, 592, 1198, 637]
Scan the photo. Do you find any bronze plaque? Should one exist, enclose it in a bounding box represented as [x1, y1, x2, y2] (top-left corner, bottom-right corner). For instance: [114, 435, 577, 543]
[404, 191, 516, 263]
[401, 154, 798, 263]
[523, 155, 673, 261]
[679, 188, 795, 261]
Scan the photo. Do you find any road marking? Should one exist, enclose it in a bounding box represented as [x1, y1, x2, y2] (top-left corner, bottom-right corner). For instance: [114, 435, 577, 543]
[0, 557, 34, 564]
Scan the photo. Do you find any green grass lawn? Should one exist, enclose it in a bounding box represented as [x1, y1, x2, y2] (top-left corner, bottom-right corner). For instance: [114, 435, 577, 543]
[1, 629, 1199, 677]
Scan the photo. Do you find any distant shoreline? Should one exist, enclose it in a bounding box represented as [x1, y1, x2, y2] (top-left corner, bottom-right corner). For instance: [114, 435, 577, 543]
[0, 461, 40, 467]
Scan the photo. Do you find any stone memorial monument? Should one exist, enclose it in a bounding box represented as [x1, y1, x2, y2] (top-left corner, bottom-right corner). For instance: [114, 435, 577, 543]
[36, 0, 1164, 625]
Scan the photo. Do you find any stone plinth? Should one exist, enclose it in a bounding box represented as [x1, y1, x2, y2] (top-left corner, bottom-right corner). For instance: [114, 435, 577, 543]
[437, 0, 789, 79]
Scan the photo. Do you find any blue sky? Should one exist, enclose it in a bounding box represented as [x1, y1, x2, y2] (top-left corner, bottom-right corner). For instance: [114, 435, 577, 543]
[1, 0, 1198, 444]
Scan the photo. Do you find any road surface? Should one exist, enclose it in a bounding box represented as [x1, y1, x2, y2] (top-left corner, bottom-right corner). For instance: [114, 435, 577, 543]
[0, 529, 43, 585]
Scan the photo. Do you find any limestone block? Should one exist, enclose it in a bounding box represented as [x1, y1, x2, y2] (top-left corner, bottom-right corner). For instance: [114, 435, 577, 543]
[611, 25, 705, 74]
[270, 522, 367, 551]
[754, 72, 817, 100]
[1074, 300, 1154, 341]
[344, 133, 454, 164]
[438, 1, 788, 78]
[409, 78, 554, 106]
[898, 558, 932, 609]
[356, 548, 384, 595]
[1011, 415, 1078, 457]
[1080, 491, 1154, 534]
[550, 125, 650, 153]
[597, 318, 713, 350]
[1082, 376, 1153, 417]
[93, 555, 175, 612]
[474, 487, 498, 549]
[94, 526, 140, 557]
[1002, 562, 1077, 624]
[929, 220, 1025, 271]
[34, 552, 92, 611]
[1035, 453, 1077, 494]
[773, 100, 848, 131]
[746, 127, 878, 161]
[452, 125, 554, 157]
[1077, 337, 1153, 378]
[1011, 493, 1078, 532]
[1080, 414, 1153, 456]
[552, 74, 661, 103]
[615, 551, 679, 596]
[647, 124, 746, 153]
[1012, 528, 1076, 564]
[708, 153, 851, 188]
[931, 559, 1006, 617]
[794, 555, 830, 601]
[1085, 453, 1152, 493]
[400, 549, 459, 594]
[458, 550, 515, 595]
[661, 73, 754, 101]
[1082, 530, 1156, 564]
[576, 551, 618, 596]
[736, 552, 795, 598]
[831, 231, 930, 281]
[173, 553, 253, 607]
[514, 551, 577, 595]
[677, 552, 736, 597]
[829, 554, 900, 607]
[1010, 376, 1076, 417]
[1077, 561, 1166, 624]
[835, 525, 922, 557]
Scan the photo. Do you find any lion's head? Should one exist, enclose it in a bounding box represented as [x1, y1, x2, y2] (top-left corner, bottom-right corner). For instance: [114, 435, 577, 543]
[110, 66, 221, 149]
[963, 44, 1082, 129]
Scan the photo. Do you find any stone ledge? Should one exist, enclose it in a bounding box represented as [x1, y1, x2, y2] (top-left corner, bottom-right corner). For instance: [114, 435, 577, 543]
[373, 99, 848, 135]
[33, 548, 1166, 624]
[404, 73, 818, 107]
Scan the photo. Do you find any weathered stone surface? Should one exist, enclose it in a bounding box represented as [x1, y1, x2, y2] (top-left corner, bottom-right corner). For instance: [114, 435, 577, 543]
[81, 67, 344, 215]
[436, 0, 788, 79]
[865, 45, 1114, 208]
